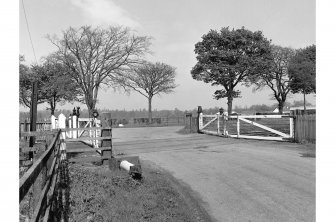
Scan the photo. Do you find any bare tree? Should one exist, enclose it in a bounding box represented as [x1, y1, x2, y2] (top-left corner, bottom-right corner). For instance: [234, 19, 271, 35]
[48, 26, 151, 116]
[117, 62, 177, 123]
[252, 45, 295, 113]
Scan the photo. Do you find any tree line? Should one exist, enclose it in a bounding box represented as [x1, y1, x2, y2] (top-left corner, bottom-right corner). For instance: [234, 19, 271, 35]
[20, 26, 177, 123]
[20, 25, 315, 122]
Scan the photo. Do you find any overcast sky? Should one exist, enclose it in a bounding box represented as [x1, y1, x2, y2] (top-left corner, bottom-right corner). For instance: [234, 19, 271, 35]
[19, 0, 316, 111]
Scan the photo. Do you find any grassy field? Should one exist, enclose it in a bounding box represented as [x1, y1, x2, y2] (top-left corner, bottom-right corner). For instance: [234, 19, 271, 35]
[68, 159, 213, 222]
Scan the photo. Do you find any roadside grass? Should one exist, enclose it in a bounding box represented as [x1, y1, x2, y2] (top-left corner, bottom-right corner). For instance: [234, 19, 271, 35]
[68, 161, 211, 222]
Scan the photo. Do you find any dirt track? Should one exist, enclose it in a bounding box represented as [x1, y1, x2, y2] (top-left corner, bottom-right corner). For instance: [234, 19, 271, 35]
[113, 126, 315, 222]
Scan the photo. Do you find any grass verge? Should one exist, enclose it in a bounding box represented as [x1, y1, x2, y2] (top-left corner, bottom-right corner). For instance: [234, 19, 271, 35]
[68, 160, 213, 222]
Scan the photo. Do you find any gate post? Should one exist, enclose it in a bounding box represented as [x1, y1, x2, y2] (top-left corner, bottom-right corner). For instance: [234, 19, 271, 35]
[58, 113, 66, 140]
[237, 115, 240, 138]
[217, 113, 220, 135]
[223, 116, 227, 136]
[68, 115, 72, 139]
[51, 115, 57, 130]
[197, 106, 203, 133]
[290, 116, 295, 140]
[72, 114, 77, 139]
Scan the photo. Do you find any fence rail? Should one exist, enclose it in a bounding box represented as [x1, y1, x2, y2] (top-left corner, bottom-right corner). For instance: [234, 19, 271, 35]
[294, 114, 316, 143]
[19, 129, 63, 222]
[20, 122, 52, 132]
[105, 116, 186, 126]
[185, 108, 316, 143]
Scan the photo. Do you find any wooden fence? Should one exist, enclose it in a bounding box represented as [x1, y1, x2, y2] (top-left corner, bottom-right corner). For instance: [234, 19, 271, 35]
[103, 116, 186, 127]
[184, 112, 316, 144]
[19, 129, 65, 222]
[20, 122, 52, 132]
[294, 114, 316, 143]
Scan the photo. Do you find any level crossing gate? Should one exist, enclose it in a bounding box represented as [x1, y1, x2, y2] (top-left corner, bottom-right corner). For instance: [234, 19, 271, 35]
[198, 108, 294, 141]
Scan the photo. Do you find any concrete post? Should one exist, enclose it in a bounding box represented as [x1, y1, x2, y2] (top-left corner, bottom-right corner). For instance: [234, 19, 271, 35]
[72, 115, 77, 139]
[51, 115, 57, 130]
[68, 115, 72, 139]
[237, 115, 240, 138]
[197, 106, 203, 133]
[290, 116, 295, 140]
[58, 113, 66, 139]
[217, 113, 220, 135]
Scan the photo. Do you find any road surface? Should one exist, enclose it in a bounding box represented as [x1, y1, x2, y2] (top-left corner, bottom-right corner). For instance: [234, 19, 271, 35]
[112, 126, 315, 222]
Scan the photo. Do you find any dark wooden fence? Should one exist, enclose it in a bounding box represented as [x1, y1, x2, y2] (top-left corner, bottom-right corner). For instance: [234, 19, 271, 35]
[294, 114, 316, 143]
[20, 121, 52, 132]
[19, 130, 64, 222]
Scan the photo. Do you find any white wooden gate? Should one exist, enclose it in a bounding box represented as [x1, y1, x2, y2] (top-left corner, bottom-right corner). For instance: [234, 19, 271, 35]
[198, 113, 226, 136]
[199, 112, 294, 141]
[51, 114, 102, 148]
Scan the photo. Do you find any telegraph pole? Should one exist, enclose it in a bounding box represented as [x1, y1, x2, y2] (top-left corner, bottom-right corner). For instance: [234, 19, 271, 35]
[29, 81, 38, 147]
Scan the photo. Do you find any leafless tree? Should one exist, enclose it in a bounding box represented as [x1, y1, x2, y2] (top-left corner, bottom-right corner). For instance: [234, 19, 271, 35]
[117, 62, 177, 123]
[253, 45, 295, 113]
[48, 26, 151, 116]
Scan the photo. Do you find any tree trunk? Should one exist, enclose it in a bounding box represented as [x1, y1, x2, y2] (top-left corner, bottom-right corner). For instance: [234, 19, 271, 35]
[303, 91, 306, 115]
[278, 100, 284, 114]
[227, 96, 233, 115]
[49, 98, 55, 115]
[148, 96, 152, 124]
[85, 88, 97, 118]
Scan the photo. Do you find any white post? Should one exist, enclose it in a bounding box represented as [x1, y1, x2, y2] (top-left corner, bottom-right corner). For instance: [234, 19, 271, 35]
[217, 114, 220, 135]
[93, 118, 97, 148]
[68, 117, 72, 139]
[89, 119, 93, 146]
[72, 115, 77, 139]
[58, 113, 66, 139]
[290, 117, 294, 139]
[237, 115, 240, 138]
[51, 115, 57, 130]
[223, 114, 227, 136]
[95, 119, 101, 148]
[199, 113, 203, 130]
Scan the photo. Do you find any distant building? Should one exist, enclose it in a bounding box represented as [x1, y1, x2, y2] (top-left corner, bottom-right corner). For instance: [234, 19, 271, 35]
[272, 107, 290, 114]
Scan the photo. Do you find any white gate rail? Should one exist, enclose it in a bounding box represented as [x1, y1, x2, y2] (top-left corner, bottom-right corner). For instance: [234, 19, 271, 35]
[51, 114, 102, 147]
[198, 109, 294, 141]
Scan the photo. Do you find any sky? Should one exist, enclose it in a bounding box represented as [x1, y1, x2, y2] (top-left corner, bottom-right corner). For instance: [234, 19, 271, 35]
[19, 0, 316, 112]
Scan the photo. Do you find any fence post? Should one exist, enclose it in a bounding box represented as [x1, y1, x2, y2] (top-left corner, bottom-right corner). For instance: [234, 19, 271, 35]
[72, 114, 77, 139]
[24, 119, 28, 141]
[58, 113, 66, 140]
[68, 115, 72, 139]
[217, 113, 220, 135]
[223, 114, 227, 136]
[197, 106, 203, 133]
[237, 115, 240, 138]
[51, 115, 57, 130]
[290, 116, 294, 139]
